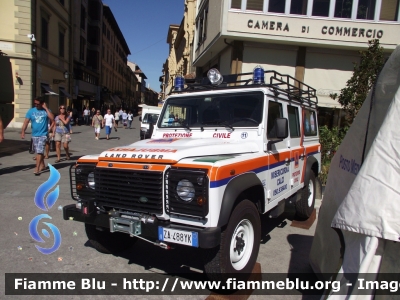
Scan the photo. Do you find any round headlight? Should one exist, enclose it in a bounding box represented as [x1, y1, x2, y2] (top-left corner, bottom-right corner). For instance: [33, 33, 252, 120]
[87, 172, 95, 189]
[176, 179, 195, 202]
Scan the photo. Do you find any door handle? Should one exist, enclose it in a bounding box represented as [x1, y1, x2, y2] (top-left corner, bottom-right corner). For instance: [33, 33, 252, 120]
[285, 158, 290, 165]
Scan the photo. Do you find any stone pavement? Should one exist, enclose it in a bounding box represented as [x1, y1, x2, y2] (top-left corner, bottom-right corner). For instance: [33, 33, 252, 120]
[0, 121, 322, 300]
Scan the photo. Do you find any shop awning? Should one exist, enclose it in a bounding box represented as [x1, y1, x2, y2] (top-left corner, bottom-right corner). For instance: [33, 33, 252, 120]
[103, 99, 114, 105]
[59, 87, 71, 98]
[41, 83, 58, 96]
[113, 95, 122, 106]
[317, 96, 341, 108]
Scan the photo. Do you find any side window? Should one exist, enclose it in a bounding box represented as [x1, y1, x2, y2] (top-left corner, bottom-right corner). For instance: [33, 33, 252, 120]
[303, 109, 317, 136]
[267, 101, 283, 139]
[287, 106, 300, 138]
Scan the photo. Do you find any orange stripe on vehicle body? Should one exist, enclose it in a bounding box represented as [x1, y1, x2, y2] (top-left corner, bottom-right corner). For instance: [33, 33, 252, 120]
[211, 151, 291, 182]
[173, 163, 213, 172]
[305, 144, 320, 155]
[77, 159, 98, 164]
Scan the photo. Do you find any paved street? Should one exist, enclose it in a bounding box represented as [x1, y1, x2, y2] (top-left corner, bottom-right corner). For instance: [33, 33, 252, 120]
[0, 121, 321, 300]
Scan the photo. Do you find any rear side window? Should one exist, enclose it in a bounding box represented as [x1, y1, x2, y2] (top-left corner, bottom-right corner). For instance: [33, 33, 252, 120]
[303, 109, 317, 136]
[267, 101, 283, 139]
[287, 106, 300, 138]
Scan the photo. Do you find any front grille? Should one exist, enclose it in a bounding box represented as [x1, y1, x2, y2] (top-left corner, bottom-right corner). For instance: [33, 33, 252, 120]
[95, 168, 163, 214]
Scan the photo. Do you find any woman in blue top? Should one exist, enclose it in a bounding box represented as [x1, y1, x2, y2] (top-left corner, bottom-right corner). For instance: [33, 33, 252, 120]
[52, 105, 71, 162]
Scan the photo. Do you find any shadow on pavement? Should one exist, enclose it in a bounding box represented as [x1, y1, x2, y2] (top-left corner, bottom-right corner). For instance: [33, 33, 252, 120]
[84, 238, 206, 275]
[287, 234, 323, 299]
[0, 163, 36, 175]
[0, 139, 31, 158]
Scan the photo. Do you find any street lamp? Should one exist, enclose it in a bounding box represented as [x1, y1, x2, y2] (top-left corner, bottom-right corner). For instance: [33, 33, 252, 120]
[53, 70, 69, 84]
[27, 34, 36, 42]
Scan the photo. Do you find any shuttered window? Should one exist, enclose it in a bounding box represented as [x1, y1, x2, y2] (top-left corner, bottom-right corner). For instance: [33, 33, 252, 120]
[247, 0, 264, 11]
[231, 0, 242, 9]
[380, 0, 399, 21]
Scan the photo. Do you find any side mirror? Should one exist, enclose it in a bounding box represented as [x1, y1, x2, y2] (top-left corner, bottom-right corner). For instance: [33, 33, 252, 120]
[139, 116, 142, 122]
[267, 118, 288, 151]
[275, 118, 288, 139]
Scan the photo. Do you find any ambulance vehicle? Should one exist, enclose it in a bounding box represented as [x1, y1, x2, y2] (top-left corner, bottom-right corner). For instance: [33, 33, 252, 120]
[64, 67, 321, 278]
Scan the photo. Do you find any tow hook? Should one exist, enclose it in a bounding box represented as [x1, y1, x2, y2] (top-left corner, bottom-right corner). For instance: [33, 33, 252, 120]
[132, 234, 173, 250]
[156, 242, 172, 250]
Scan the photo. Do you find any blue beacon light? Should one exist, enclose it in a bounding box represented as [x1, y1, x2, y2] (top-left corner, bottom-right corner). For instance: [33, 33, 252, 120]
[253, 65, 265, 84]
[174, 75, 184, 91]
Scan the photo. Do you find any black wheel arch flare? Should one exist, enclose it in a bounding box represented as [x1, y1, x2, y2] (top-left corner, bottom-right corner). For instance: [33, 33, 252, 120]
[217, 172, 264, 227]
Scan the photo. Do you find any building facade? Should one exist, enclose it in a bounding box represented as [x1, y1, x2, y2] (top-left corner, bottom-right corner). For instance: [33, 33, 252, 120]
[192, 0, 399, 127]
[0, 0, 73, 127]
[100, 5, 131, 111]
[162, 0, 197, 98]
[72, 0, 102, 112]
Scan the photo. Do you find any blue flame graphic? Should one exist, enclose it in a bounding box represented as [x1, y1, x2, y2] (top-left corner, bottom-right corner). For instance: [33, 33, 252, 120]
[34, 164, 60, 211]
[29, 214, 62, 255]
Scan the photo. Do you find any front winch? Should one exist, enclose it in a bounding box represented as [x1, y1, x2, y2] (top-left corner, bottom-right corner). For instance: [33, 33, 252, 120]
[109, 217, 141, 236]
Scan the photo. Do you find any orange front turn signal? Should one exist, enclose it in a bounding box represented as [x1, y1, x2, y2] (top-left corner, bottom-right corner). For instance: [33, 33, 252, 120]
[76, 183, 84, 190]
[197, 196, 207, 206]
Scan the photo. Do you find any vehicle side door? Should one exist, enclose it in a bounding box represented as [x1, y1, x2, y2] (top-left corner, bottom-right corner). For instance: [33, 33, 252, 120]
[287, 105, 304, 191]
[266, 100, 291, 204]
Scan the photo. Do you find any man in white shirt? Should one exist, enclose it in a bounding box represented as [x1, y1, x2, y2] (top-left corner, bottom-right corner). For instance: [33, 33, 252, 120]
[103, 109, 116, 140]
[83, 107, 90, 125]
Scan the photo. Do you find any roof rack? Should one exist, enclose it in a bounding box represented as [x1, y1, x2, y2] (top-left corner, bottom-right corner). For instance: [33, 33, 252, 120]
[171, 70, 318, 106]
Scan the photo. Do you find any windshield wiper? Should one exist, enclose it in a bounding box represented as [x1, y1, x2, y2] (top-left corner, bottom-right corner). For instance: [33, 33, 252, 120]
[163, 120, 191, 131]
[176, 120, 191, 131]
[219, 121, 234, 131]
[201, 120, 234, 131]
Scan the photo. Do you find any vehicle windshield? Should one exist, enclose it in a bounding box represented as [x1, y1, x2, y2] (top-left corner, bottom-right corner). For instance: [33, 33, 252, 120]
[158, 91, 264, 129]
[142, 113, 159, 124]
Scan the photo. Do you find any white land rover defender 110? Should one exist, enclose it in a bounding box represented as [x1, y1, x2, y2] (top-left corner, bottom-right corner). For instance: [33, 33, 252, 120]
[64, 67, 321, 278]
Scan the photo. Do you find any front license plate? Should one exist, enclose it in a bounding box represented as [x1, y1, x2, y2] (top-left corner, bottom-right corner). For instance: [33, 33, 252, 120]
[158, 227, 199, 247]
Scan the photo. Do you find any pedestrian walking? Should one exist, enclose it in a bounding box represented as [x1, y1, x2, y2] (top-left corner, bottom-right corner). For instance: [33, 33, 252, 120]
[21, 97, 54, 175]
[114, 110, 120, 128]
[0, 115, 4, 143]
[83, 106, 90, 125]
[32, 114, 53, 161]
[92, 109, 103, 140]
[118, 108, 123, 125]
[67, 109, 73, 133]
[53, 105, 71, 162]
[122, 110, 128, 129]
[103, 109, 116, 140]
[127, 111, 133, 129]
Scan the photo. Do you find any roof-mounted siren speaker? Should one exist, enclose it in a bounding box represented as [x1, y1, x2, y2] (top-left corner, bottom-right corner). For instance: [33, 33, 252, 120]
[253, 65, 265, 84]
[174, 75, 185, 91]
[207, 68, 223, 85]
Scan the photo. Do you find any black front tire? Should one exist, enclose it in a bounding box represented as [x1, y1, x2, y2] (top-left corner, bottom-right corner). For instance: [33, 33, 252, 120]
[85, 224, 137, 254]
[203, 200, 261, 280]
[295, 172, 316, 220]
